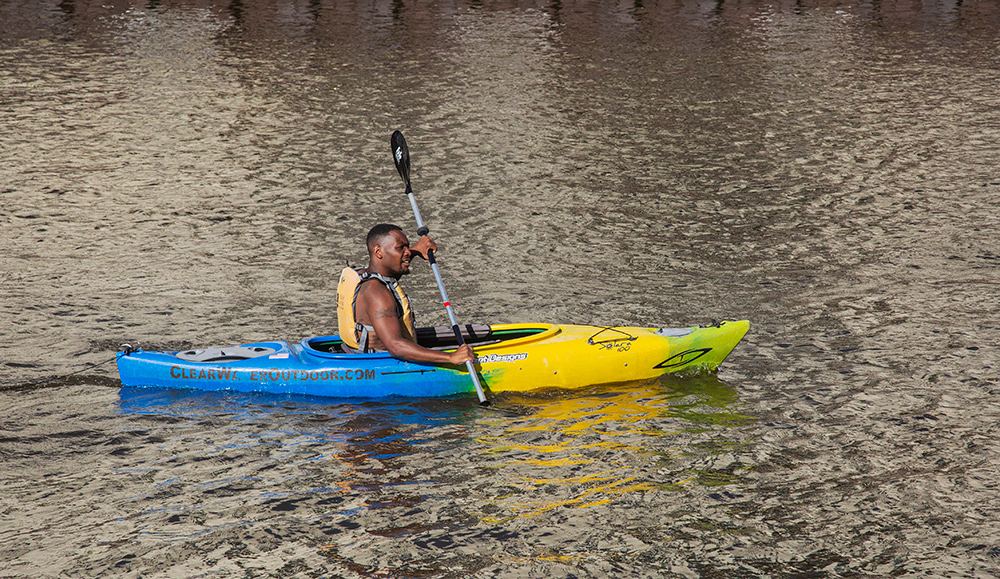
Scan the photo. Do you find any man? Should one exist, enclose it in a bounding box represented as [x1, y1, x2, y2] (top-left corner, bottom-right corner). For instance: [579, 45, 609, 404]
[336, 224, 475, 365]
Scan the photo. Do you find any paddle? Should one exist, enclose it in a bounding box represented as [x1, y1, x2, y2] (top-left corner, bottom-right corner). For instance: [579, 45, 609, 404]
[390, 130, 489, 405]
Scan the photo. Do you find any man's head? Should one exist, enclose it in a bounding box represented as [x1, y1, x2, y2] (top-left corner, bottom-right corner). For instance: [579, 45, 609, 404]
[366, 223, 411, 278]
[366, 224, 403, 254]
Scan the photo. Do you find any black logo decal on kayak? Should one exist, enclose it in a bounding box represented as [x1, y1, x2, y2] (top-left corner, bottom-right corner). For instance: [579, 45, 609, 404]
[476, 352, 528, 364]
[654, 348, 712, 369]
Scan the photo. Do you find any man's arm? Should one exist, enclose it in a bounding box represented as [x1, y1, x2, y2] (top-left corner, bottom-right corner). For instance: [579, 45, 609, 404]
[360, 283, 474, 365]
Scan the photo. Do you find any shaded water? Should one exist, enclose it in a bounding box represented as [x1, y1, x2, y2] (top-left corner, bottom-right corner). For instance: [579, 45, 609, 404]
[2, 0, 1000, 576]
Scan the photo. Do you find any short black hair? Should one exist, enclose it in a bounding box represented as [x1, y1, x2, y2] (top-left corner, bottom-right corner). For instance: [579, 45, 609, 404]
[366, 223, 403, 252]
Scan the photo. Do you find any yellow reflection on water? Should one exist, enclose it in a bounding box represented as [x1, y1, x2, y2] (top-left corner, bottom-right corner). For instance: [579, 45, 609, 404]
[478, 375, 753, 523]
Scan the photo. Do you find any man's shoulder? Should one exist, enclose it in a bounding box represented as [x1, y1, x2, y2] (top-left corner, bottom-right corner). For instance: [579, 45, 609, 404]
[355, 274, 394, 302]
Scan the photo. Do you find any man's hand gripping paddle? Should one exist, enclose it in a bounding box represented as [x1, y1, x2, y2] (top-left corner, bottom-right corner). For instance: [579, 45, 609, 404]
[390, 130, 489, 405]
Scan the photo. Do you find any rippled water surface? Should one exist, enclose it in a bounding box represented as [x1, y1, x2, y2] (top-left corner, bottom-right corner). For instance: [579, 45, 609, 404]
[2, 0, 1000, 577]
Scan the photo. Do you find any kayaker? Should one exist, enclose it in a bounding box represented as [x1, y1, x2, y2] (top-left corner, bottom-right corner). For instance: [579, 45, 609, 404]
[336, 224, 476, 365]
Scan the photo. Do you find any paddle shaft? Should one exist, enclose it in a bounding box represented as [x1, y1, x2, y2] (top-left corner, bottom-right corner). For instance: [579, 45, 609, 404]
[393, 132, 487, 404]
[404, 189, 486, 403]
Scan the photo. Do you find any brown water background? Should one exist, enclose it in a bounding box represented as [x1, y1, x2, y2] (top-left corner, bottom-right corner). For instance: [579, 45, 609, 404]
[2, 0, 1000, 576]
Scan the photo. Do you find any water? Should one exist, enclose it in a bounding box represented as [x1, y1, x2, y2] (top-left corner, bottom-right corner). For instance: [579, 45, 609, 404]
[2, 0, 999, 576]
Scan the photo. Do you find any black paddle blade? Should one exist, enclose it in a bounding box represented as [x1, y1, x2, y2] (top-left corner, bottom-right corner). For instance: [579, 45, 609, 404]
[390, 130, 411, 190]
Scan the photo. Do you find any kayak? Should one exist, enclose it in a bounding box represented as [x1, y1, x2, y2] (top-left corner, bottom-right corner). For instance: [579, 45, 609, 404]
[115, 320, 749, 399]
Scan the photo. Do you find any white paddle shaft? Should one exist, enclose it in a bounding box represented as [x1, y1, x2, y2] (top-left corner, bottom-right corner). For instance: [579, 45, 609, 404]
[406, 191, 487, 404]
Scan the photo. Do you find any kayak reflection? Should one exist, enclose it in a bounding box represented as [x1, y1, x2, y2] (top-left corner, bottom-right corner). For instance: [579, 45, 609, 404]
[473, 376, 756, 523]
[117, 385, 480, 429]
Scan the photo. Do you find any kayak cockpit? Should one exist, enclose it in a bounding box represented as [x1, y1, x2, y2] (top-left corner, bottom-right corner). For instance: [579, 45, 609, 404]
[303, 324, 554, 355]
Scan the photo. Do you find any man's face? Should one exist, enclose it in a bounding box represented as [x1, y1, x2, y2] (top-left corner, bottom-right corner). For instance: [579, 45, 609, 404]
[376, 230, 412, 277]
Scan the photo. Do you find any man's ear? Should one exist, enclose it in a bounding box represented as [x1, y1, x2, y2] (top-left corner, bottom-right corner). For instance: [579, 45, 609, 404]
[373, 245, 383, 259]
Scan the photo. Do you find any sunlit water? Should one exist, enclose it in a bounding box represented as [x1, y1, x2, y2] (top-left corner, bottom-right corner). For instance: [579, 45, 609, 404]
[2, 0, 999, 577]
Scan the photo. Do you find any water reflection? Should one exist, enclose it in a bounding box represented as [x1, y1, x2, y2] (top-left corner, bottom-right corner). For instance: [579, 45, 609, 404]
[118, 384, 479, 426]
[111, 386, 485, 545]
[108, 376, 757, 574]
[116, 375, 754, 532]
[476, 376, 753, 522]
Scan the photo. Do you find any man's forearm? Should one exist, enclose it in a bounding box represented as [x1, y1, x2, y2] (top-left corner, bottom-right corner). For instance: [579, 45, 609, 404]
[384, 339, 458, 365]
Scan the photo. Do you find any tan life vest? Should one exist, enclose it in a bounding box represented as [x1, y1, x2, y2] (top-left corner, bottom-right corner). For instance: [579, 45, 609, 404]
[337, 267, 417, 352]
